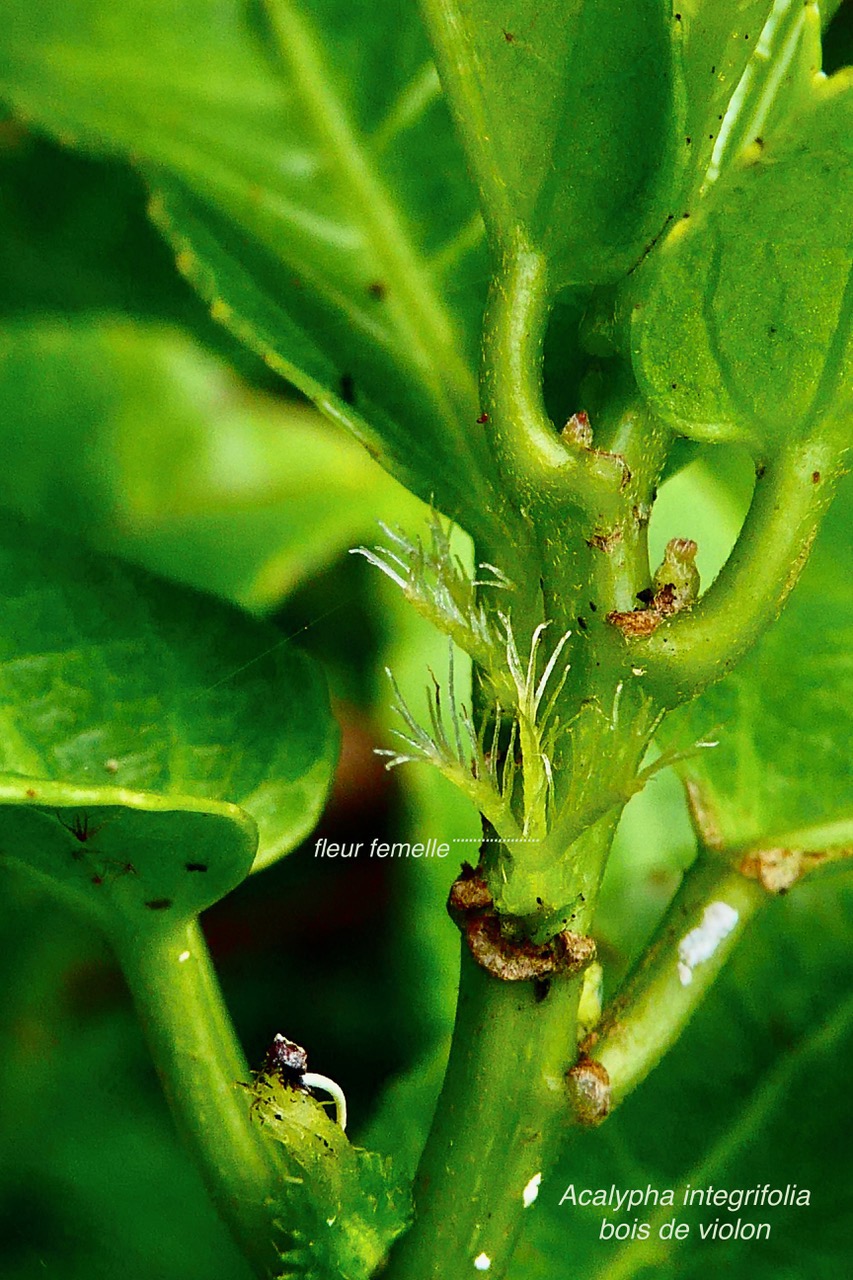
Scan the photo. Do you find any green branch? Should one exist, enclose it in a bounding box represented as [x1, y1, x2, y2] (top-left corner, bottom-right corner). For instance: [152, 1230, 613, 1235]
[572, 856, 766, 1121]
[115, 921, 285, 1279]
[624, 437, 847, 705]
[482, 247, 627, 522]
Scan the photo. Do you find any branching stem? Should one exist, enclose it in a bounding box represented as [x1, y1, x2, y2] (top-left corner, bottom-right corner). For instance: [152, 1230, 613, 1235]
[481, 246, 626, 525]
[629, 437, 847, 705]
[580, 855, 766, 1114]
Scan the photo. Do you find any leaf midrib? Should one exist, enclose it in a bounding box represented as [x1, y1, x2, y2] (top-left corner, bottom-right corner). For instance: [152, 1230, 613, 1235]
[262, 1, 489, 478]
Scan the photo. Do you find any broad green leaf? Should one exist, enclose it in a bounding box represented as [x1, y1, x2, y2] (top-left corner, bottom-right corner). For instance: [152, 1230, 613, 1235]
[418, 0, 676, 285]
[657, 473, 853, 855]
[0, 130, 196, 324]
[671, 1, 822, 208]
[0, 513, 338, 932]
[0, 0, 509, 543]
[627, 68, 853, 448]
[0, 317, 416, 611]
[514, 877, 853, 1278]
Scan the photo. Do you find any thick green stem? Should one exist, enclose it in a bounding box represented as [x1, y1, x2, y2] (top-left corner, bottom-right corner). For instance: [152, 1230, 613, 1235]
[115, 920, 284, 1279]
[579, 856, 766, 1115]
[386, 945, 583, 1280]
[482, 246, 626, 524]
[631, 438, 846, 704]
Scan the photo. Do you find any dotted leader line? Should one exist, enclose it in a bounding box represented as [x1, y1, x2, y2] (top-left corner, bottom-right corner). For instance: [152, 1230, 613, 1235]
[450, 837, 542, 843]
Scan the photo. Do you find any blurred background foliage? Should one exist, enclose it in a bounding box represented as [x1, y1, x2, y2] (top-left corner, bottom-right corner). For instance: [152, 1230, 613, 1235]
[0, 6, 851, 1279]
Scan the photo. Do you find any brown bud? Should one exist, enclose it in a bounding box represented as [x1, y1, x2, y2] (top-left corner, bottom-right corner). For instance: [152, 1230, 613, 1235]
[567, 1056, 611, 1126]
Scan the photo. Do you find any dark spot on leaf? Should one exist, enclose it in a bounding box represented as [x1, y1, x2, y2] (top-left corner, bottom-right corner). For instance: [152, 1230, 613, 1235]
[685, 136, 692, 145]
[671, 382, 678, 390]
[756, 463, 767, 478]
[812, 471, 821, 484]
[503, 29, 515, 43]
[769, 325, 778, 335]
[145, 898, 173, 911]
[367, 281, 386, 300]
[675, 12, 681, 19]
[25, 788, 36, 798]
[754, 136, 764, 148]
[682, 212, 690, 219]
[589, 600, 597, 612]
[476, 412, 489, 424]
[340, 372, 355, 405]
[711, 65, 716, 74]
[185, 862, 208, 873]
[577, 616, 588, 631]
[58, 812, 102, 843]
[91, 875, 104, 886]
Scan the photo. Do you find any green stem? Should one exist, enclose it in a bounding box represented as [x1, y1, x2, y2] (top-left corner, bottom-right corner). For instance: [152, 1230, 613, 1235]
[115, 920, 284, 1279]
[630, 438, 845, 705]
[579, 856, 766, 1115]
[482, 246, 626, 524]
[386, 945, 583, 1280]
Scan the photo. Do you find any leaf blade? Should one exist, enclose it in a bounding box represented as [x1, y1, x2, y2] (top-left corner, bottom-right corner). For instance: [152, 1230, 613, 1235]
[0, 511, 338, 928]
[0, 0, 506, 536]
[627, 59, 853, 447]
[0, 315, 420, 611]
[418, 0, 678, 284]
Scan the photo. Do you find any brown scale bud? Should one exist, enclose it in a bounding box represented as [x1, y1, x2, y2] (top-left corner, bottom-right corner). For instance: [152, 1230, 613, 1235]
[567, 1056, 612, 1126]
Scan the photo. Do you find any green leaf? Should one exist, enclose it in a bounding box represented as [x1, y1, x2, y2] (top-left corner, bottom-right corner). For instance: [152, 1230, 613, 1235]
[627, 65, 853, 449]
[658, 473, 853, 855]
[0, 132, 193, 322]
[516, 877, 853, 1279]
[0, 0, 508, 540]
[671, 1, 820, 208]
[0, 317, 416, 611]
[418, 0, 677, 285]
[0, 512, 338, 930]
